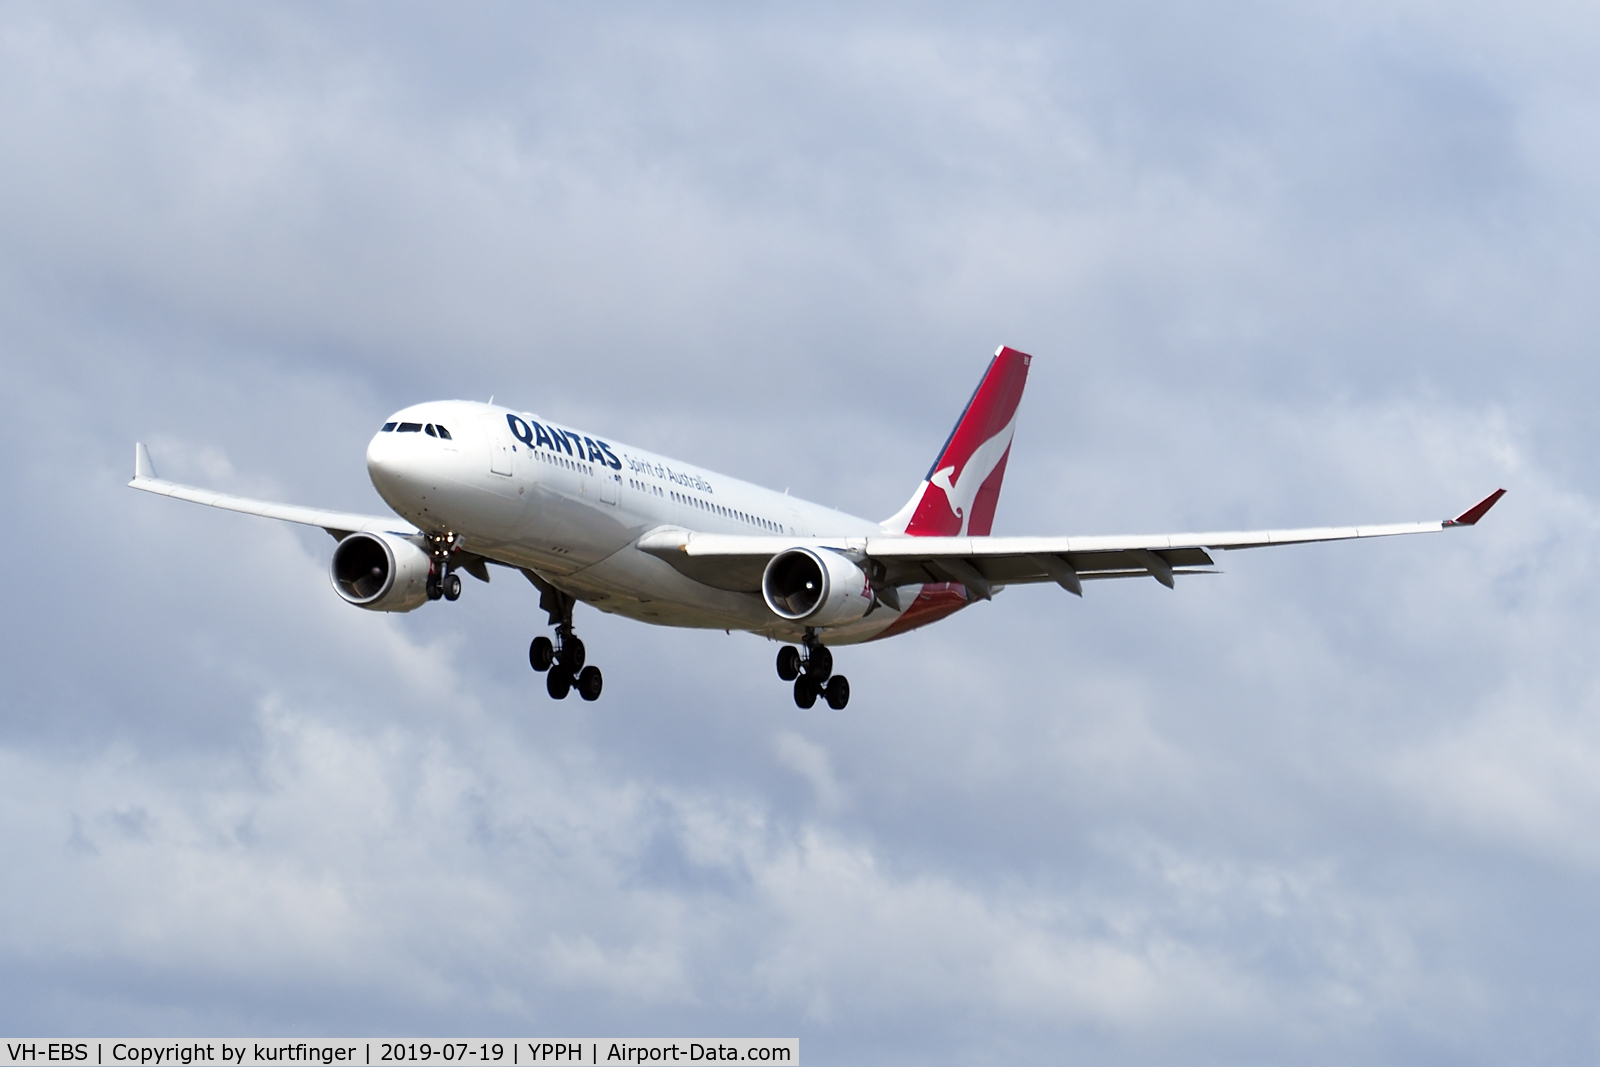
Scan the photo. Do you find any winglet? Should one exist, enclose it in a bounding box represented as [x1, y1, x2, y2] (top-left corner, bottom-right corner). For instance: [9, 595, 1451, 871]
[1445, 488, 1506, 527]
[134, 442, 157, 481]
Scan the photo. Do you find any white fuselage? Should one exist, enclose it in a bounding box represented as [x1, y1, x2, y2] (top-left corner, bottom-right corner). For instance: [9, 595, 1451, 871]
[364, 400, 965, 645]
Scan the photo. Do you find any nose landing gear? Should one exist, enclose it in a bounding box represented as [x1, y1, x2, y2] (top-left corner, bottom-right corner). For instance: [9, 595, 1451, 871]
[524, 571, 603, 702]
[424, 532, 465, 602]
[778, 632, 848, 709]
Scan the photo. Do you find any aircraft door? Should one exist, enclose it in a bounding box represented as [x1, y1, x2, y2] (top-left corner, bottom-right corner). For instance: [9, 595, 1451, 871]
[478, 414, 512, 476]
[600, 472, 619, 505]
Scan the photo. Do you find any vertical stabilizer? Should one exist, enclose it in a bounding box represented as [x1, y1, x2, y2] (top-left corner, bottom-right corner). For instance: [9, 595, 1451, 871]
[882, 346, 1032, 537]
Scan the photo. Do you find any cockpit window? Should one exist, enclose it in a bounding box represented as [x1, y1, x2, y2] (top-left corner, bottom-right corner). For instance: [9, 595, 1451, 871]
[425, 424, 437, 437]
[382, 422, 397, 432]
[397, 422, 422, 432]
[435, 425, 451, 440]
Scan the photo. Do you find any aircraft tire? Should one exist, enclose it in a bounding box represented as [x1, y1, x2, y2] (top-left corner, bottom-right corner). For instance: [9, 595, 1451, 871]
[561, 637, 586, 671]
[577, 666, 603, 702]
[825, 675, 850, 710]
[426, 573, 443, 600]
[443, 573, 462, 601]
[777, 646, 801, 681]
[793, 675, 818, 709]
[529, 636, 554, 672]
[807, 645, 832, 681]
[547, 666, 572, 700]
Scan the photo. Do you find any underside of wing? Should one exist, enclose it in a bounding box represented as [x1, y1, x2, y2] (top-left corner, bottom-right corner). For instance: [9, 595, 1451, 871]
[636, 527, 773, 591]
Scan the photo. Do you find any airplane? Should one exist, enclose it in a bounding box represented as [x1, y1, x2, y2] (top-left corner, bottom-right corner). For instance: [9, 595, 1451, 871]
[129, 346, 1505, 709]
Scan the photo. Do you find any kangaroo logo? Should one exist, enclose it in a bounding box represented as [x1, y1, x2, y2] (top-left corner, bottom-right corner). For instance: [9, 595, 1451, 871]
[929, 466, 961, 521]
[926, 412, 1017, 535]
[887, 345, 1032, 538]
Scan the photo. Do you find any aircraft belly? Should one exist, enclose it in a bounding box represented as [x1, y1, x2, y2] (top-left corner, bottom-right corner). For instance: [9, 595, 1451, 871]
[382, 476, 527, 540]
[806, 582, 973, 646]
[552, 544, 776, 631]
[463, 484, 638, 576]
[534, 555, 967, 647]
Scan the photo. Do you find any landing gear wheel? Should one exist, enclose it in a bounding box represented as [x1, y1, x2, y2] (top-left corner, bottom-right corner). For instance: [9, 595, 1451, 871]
[806, 645, 833, 681]
[547, 665, 573, 699]
[824, 675, 850, 710]
[777, 646, 801, 682]
[443, 573, 462, 601]
[577, 665, 603, 702]
[793, 675, 818, 709]
[560, 636, 586, 671]
[529, 636, 554, 672]
[426, 573, 443, 600]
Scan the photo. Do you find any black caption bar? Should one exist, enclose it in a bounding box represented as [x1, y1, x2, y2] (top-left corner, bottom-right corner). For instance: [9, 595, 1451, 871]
[0, 1043, 796, 1067]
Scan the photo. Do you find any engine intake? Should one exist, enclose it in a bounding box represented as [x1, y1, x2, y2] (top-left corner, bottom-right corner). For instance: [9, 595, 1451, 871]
[330, 532, 432, 612]
[762, 547, 873, 627]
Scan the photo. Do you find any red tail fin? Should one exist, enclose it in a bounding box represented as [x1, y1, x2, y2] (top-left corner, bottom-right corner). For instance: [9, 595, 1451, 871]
[883, 346, 1032, 537]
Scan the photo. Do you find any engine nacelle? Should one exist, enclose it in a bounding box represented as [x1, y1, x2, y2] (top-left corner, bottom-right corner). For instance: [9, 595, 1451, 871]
[762, 547, 874, 627]
[329, 532, 432, 612]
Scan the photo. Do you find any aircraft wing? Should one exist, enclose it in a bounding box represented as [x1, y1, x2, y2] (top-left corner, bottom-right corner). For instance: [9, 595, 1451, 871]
[637, 489, 1506, 598]
[128, 442, 417, 540]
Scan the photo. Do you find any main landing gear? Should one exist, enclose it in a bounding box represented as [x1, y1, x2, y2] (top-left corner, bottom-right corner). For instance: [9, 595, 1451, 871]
[777, 632, 848, 710]
[525, 575, 603, 702]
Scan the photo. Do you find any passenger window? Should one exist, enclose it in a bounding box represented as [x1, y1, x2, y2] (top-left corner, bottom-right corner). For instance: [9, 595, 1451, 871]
[436, 425, 452, 440]
[398, 422, 422, 432]
[382, 423, 397, 432]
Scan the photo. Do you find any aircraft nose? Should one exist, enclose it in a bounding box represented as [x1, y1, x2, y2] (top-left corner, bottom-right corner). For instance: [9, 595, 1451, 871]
[366, 429, 399, 486]
[366, 419, 468, 509]
[366, 427, 419, 502]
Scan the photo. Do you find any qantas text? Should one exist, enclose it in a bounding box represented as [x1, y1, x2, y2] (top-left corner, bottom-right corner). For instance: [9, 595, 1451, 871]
[506, 414, 714, 494]
[506, 415, 621, 470]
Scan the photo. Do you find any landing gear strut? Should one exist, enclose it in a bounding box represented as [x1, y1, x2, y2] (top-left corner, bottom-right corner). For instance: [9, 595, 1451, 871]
[524, 571, 603, 702]
[778, 631, 848, 710]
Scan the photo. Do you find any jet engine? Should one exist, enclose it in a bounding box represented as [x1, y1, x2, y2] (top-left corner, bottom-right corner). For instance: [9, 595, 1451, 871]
[329, 531, 432, 612]
[762, 547, 874, 627]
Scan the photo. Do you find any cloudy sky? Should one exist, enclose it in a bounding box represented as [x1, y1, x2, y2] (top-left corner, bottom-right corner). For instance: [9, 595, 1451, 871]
[3, 2, 1598, 1062]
